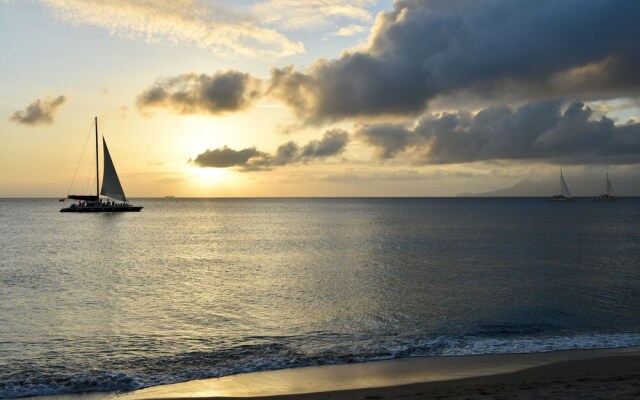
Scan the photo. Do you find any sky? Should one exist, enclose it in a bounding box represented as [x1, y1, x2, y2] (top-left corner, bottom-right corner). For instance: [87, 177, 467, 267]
[1, 0, 640, 197]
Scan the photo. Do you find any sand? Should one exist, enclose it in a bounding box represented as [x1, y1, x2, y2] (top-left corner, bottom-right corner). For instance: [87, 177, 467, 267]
[269, 354, 640, 400]
[111, 347, 640, 400]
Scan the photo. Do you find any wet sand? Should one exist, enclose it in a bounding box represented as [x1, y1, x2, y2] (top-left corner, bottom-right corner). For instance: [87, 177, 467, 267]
[113, 347, 640, 400]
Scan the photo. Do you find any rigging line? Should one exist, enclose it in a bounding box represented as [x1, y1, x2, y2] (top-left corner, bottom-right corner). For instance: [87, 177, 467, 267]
[65, 120, 95, 196]
[82, 168, 95, 196]
[88, 176, 97, 196]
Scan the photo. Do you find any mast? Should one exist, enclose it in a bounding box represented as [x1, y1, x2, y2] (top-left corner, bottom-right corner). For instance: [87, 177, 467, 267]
[95, 116, 99, 202]
[606, 172, 610, 196]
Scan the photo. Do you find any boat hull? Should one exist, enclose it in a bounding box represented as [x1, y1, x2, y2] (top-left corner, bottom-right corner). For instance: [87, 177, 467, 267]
[60, 206, 143, 212]
[548, 196, 575, 202]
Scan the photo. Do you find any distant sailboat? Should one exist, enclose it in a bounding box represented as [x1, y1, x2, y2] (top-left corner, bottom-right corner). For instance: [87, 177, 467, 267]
[592, 173, 618, 201]
[549, 170, 575, 201]
[60, 117, 142, 212]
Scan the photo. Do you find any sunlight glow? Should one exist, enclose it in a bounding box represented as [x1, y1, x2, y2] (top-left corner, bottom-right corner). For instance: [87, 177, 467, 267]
[190, 165, 232, 186]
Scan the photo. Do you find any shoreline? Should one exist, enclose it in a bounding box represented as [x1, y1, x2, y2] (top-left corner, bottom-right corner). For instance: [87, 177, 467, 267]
[108, 346, 640, 400]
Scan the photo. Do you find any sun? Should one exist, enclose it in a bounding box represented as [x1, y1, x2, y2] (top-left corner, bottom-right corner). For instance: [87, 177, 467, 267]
[190, 165, 232, 186]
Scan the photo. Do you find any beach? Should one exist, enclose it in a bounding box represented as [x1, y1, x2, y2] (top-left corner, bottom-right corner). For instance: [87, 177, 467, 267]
[111, 347, 640, 400]
[303, 353, 640, 400]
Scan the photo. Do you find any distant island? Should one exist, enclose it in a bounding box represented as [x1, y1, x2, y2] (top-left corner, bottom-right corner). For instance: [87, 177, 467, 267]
[459, 175, 639, 197]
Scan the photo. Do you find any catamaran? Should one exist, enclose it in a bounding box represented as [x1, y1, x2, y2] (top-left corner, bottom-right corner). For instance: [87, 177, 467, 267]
[60, 117, 142, 212]
[549, 170, 575, 201]
[592, 173, 618, 201]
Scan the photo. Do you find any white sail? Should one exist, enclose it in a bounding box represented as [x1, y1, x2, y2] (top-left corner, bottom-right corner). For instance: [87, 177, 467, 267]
[100, 138, 127, 202]
[561, 172, 572, 198]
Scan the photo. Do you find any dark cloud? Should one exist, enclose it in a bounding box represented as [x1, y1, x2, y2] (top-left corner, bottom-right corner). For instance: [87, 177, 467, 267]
[272, 141, 299, 166]
[300, 129, 350, 158]
[190, 129, 350, 171]
[137, 71, 260, 115]
[358, 101, 640, 165]
[269, 0, 640, 123]
[356, 124, 413, 159]
[190, 146, 265, 168]
[11, 95, 66, 125]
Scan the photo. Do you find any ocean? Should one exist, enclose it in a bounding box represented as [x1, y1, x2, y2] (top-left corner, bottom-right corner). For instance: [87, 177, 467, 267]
[1, 198, 640, 398]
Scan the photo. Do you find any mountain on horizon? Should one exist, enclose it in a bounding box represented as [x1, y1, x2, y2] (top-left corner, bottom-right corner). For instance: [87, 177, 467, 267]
[460, 175, 640, 197]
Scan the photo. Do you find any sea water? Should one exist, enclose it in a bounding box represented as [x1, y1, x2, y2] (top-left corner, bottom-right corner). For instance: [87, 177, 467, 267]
[1, 198, 640, 398]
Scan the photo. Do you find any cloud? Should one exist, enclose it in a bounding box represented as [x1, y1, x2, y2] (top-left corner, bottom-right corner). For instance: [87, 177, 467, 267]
[333, 24, 367, 37]
[155, 175, 185, 183]
[253, 0, 374, 30]
[357, 101, 640, 165]
[319, 170, 426, 183]
[42, 0, 304, 58]
[269, 0, 640, 123]
[137, 71, 261, 115]
[191, 146, 265, 169]
[10, 95, 67, 125]
[356, 123, 413, 159]
[300, 129, 350, 158]
[272, 141, 299, 166]
[319, 169, 484, 183]
[190, 129, 349, 171]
